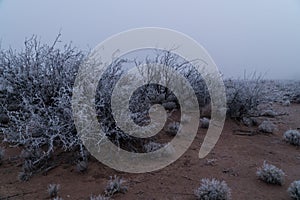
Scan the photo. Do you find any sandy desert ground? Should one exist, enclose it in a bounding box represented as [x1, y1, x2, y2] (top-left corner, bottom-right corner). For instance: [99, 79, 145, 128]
[0, 100, 299, 200]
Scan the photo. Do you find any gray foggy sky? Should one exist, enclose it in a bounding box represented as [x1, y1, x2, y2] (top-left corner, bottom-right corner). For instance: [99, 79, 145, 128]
[0, 0, 300, 80]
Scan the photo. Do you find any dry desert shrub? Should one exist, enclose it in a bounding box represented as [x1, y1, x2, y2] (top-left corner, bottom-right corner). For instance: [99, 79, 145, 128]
[283, 130, 300, 146]
[105, 175, 128, 197]
[143, 141, 164, 152]
[165, 121, 180, 136]
[0, 35, 89, 178]
[200, 117, 210, 129]
[256, 161, 285, 185]
[288, 180, 300, 200]
[258, 121, 277, 134]
[194, 178, 231, 200]
[47, 183, 60, 198]
[225, 73, 265, 120]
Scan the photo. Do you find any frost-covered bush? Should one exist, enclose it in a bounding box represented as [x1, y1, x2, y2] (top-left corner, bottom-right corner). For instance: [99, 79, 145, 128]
[260, 110, 277, 117]
[93, 49, 209, 153]
[162, 101, 177, 110]
[143, 141, 164, 152]
[293, 94, 300, 104]
[258, 121, 277, 134]
[0, 35, 87, 174]
[290, 81, 300, 104]
[256, 161, 285, 185]
[283, 130, 300, 146]
[22, 159, 34, 173]
[18, 171, 32, 182]
[76, 160, 88, 173]
[165, 122, 180, 136]
[194, 178, 231, 200]
[48, 183, 60, 198]
[18, 148, 41, 181]
[0, 37, 214, 176]
[225, 74, 265, 119]
[126, 49, 212, 115]
[288, 180, 300, 200]
[282, 100, 291, 107]
[242, 117, 258, 127]
[181, 114, 191, 124]
[144, 142, 175, 158]
[105, 175, 127, 197]
[0, 113, 9, 124]
[200, 117, 210, 129]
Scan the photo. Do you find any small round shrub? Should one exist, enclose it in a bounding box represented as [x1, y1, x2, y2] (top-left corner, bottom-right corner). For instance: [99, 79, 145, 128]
[261, 110, 277, 117]
[105, 175, 127, 197]
[256, 161, 285, 185]
[18, 171, 32, 182]
[194, 178, 231, 200]
[258, 121, 277, 134]
[47, 184, 60, 198]
[282, 100, 291, 107]
[165, 122, 180, 136]
[143, 142, 163, 152]
[162, 102, 177, 110]
[288, 180, 300, 200]
[200, 118, 210, 129]
[283, 130, 300, 146]
[76, 160, 88, 173]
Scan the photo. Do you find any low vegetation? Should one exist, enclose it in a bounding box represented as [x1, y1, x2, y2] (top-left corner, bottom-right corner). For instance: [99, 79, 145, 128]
[1, 34, 300, 199]
[165, 121, 180, 136]
[283, 130, 300, 146]
[288, 180, 300, 200]
[47, 183, 60, 198]
[104, 175, 128, 197]
[256, 161, 285, 185]
[258, 121, 277, 134]
[194, 178, 231, 200]
[200, 117, 210, 129]
[225, 73, 265, 120]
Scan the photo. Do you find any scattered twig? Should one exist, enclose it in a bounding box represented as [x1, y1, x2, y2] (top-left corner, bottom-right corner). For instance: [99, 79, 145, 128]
[181, 175, 198, 182]
[233, 129, 257, 136]
[42, 164, 59, 175]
